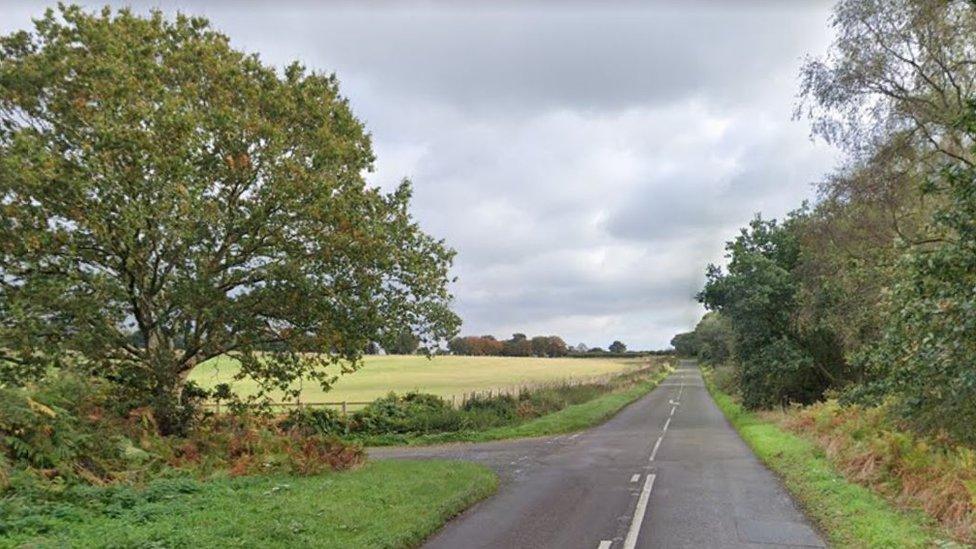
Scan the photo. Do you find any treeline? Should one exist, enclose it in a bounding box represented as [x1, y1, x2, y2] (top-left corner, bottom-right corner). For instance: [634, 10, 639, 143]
[447, 334, 636, 357]
[447, 334, 568, 357]
[673, 0, 976, 445]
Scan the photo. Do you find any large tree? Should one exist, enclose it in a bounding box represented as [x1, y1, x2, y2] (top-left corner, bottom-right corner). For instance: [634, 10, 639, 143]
[799, 0, 976, 165]
[0, 6, 459, 433]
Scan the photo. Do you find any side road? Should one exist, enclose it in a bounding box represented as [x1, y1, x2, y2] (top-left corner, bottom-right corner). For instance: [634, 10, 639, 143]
[370, 360, 825, 548]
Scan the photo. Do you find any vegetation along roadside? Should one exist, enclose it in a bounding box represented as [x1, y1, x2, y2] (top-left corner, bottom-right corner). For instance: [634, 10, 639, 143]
[702, 366, 963, 548]
[284, 359, 674, 446]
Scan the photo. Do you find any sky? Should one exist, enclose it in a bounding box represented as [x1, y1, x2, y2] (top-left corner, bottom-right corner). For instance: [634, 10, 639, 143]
[0, 1, 841, 349]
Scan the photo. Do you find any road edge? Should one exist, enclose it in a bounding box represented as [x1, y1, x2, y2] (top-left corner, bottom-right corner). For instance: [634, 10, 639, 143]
[700, 365, 943, 548]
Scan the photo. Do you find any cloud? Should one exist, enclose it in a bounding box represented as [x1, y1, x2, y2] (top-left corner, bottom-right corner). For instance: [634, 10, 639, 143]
[0, 1, 840, 348]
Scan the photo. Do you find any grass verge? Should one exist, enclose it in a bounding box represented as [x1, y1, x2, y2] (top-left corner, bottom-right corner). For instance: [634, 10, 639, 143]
[702, 368, 946, 548]
[361, 365, 672, 446]
[0, 460, 497, 548]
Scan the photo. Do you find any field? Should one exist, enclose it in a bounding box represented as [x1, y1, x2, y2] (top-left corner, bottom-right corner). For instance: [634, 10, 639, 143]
[189, 354, 649, 406]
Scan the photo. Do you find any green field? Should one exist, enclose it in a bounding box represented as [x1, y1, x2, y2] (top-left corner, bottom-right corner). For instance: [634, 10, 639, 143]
[189, 354, 650, 405]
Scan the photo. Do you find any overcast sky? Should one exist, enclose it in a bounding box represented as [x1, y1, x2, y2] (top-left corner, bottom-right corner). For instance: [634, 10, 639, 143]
[1, 1, 840, 349]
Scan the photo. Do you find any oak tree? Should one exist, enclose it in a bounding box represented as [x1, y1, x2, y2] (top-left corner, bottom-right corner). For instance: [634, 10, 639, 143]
[0, 6, 459, 433]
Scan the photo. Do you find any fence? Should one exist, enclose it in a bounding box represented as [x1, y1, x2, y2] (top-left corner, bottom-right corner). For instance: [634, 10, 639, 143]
[203, 358, 666, 415]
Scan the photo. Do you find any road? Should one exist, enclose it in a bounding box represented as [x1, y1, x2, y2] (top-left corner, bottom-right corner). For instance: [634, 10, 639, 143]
[370, 360, 825, 548]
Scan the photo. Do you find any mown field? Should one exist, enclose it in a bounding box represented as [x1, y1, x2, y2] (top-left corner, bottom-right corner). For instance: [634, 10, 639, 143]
[189, 354, 648, 405]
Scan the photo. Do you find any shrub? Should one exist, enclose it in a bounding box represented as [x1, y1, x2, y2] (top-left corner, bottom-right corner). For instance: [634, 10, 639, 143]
[284, 434, 365, 475]
[0, 372, 369, 490]
[0, 373, 127, 484]
[280, 408, 349, 436]
[351, 392, 459, 434]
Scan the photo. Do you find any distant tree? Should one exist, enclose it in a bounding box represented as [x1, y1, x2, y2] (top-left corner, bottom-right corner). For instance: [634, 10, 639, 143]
[575, 343, 588, 353]
[502, 333, 532, 356]
[671, 312, 732, 362]
[530, 336, 549, 357]
[546, 336, 568, 357]
[670, 332, 699, 357]
[0, 6, 459, 433]
[589, 347, 605, 354]
[386, 330, 420, 355]
[609, 341, 627, 353]
[447, 337, 470, 355]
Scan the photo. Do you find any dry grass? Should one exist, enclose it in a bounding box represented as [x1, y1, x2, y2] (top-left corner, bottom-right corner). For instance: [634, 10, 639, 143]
[189, 354, 650, 406]
[779, 400, 976, 544]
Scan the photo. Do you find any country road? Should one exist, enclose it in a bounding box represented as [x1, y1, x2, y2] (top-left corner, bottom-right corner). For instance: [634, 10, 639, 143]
[369, 360, 825, 548]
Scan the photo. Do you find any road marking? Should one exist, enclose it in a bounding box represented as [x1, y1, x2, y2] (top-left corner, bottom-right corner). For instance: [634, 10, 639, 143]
[597, 540, 612, 549]
[649, 436, 663, 461]
[630, 473, 640, 483]
[623, 473, 656, 549]
[669, 406, 676, 417]
[662, 417, 671, 432]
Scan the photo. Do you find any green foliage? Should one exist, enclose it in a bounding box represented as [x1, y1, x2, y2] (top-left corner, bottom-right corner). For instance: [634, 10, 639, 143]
[0, 5, 458, 434]
[670, 312, 732, 363]
[698, 214, 847, 408]
[669, 331, 700, 357]
[385, 330, 421, 355]
[0, 373, 128, 484]
[852, 106, 976, 444]
[351, 392, 460, 434]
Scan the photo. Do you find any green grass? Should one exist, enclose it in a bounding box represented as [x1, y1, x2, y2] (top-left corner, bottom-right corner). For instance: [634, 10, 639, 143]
[361, 365, 672, 446]
[189, 354, 649, 407]
[0, 460, 497, 549]
[702, 369, 944, 548]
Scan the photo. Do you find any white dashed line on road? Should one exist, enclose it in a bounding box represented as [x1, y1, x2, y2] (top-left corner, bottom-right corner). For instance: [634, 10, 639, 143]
[630, 473, 640, 483]
[597, 540, 612, 549]
[623, 473, 657, 549]
[649, 436, 663, 462]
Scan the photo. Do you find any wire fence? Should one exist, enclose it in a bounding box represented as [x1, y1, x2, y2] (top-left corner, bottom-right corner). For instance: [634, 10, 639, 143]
[202, 359, 666, 416]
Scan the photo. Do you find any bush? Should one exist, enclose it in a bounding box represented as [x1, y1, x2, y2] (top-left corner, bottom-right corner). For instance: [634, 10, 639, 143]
[710, 366, 738, 395]
[351, 392, 460, 434]
[0, 373, 127, 484]
[0, 372, 368, 491]
[280, 408, 349, 436]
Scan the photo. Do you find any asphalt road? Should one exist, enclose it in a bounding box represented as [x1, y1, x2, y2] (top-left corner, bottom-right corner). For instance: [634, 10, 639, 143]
[369, 360, 825, 549]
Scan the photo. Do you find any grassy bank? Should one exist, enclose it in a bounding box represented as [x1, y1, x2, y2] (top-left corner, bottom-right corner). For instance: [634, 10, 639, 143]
[702, 368, 944, 548]
[362, 364, 672, 446]
[190, 354, 648, 406]
[0, 460, 496, 548]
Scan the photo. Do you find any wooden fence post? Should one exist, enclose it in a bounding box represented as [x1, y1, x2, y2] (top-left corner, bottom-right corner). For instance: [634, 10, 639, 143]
[341, 401, 347, 415]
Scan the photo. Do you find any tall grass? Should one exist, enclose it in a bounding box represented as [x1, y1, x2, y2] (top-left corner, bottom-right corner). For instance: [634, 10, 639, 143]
[782, 400, 976, 544]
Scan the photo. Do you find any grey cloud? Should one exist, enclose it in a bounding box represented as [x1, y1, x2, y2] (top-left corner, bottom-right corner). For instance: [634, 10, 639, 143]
[0, 1, 840, 348]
